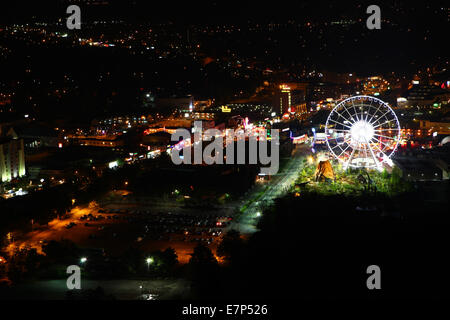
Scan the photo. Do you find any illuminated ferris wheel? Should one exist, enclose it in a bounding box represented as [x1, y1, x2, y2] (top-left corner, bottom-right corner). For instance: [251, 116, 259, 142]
[325, 95, 400, 169]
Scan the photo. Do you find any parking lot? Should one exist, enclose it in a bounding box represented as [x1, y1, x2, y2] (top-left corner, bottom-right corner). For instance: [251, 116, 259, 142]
[10, 197, 234, 264]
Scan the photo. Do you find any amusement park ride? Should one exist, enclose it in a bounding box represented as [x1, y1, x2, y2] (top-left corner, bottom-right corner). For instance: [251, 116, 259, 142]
[324, 95, 400, 170]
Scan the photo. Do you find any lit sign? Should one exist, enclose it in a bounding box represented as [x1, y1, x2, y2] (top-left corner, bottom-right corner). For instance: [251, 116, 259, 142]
[108, 161, 118, 169]
[221, 106, 231, 113]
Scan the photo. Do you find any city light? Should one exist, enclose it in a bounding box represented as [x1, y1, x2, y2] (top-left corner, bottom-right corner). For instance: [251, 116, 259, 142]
[146, 257, 154, 271]
[0, 2, 447, 303]
[108, 161, 118, 169]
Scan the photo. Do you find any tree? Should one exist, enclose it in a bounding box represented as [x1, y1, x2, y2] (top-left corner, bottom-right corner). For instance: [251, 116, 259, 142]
[187, 244, 220, 298]
[389, 166, 403, 193]
[146, 247, 179, 275]
[42, 240, 80, 264]
[7, 246, 43, 282]
[217, 230, 244, 264]
[189, 244, 218, 267]
[121, 247, 144, 275]
[161, 247, 178, 270]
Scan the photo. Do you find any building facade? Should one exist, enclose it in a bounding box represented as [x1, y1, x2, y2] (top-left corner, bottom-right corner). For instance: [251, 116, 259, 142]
[0, 127, 26, 182]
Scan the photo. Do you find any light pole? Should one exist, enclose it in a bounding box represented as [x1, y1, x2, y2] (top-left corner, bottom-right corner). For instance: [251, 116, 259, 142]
[146, 257, 154, 271]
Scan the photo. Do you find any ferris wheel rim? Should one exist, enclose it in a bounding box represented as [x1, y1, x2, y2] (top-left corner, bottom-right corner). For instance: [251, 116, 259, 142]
[324, 95, 401, 169]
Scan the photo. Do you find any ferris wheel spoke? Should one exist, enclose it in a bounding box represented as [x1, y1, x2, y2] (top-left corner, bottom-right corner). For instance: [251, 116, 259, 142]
[366, 103, 381, 123]
[360, 104, 365, 122]
[372, 119, 396, 129]
[328, 136, 351, 144]
[330, 128, 350, 133]
[341, 104, 357, 123]
[336, 143, 352, 158]
[371, 111, 389, 125]
[335, 111, 354, 126]
[329, 119, 352, 129]
[350, 100, 360, 121]
[327, 135, 343, 140]
[374, 128, 399, 132]
[364, 136, 380, 167]
[367, 102, 384, 124]
[370, 109, 393, 126]
[373, 133, 396, 140]
[344, 148, 356, 168]
[330, 137, 351, 148]
[362, 102, 374, 122]
[372, 143, 391, 161]
[362, 142, 369, 163]
[370, 136, 393, 153]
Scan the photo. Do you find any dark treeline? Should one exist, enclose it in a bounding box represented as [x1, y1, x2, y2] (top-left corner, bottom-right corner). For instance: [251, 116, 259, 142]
[187, 184, 450, 299]
[2, 181, 450, 299]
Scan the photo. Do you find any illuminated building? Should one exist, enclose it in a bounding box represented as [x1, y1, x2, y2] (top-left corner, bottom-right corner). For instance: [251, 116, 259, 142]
[189, 112, 215, 120]
[419, 120, 450, 135]
[279, 84, 291, 114]
[393, 157, 446, 181]
[294, 103, 308, 115]
[73, 135, 125, 147]
[0, 127, 26, 182]
[402, 84, 449, 107]
[194, 99, 214, 111]
[362, 76, 390, 96]
[0, 93, 12, 106]
[97, 115, 150, 127]
[278, 83, 308, 114]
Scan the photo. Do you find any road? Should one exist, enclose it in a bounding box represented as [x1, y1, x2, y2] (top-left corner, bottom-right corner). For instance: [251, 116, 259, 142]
[4, 143, 311, 264]
[230, 143, 310, 234]
[0, 278, 191, 300]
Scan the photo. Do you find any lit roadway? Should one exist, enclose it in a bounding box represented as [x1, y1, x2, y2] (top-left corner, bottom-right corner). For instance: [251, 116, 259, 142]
[4, 139, 311, 268]
[229, 143, 310, 235]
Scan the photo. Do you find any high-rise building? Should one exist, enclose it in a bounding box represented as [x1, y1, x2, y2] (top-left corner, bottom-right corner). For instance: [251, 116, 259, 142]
[0, 126, 26, 183]
[278, 84, 292, 114]
[277, 83, 309, 114]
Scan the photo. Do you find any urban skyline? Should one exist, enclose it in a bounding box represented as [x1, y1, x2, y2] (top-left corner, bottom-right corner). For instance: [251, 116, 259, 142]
[0, 0, 449, 311]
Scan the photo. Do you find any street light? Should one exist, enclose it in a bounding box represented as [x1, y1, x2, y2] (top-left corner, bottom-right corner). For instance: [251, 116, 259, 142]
[146, 257, 154, 270]
[80, 257, 87, 264]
